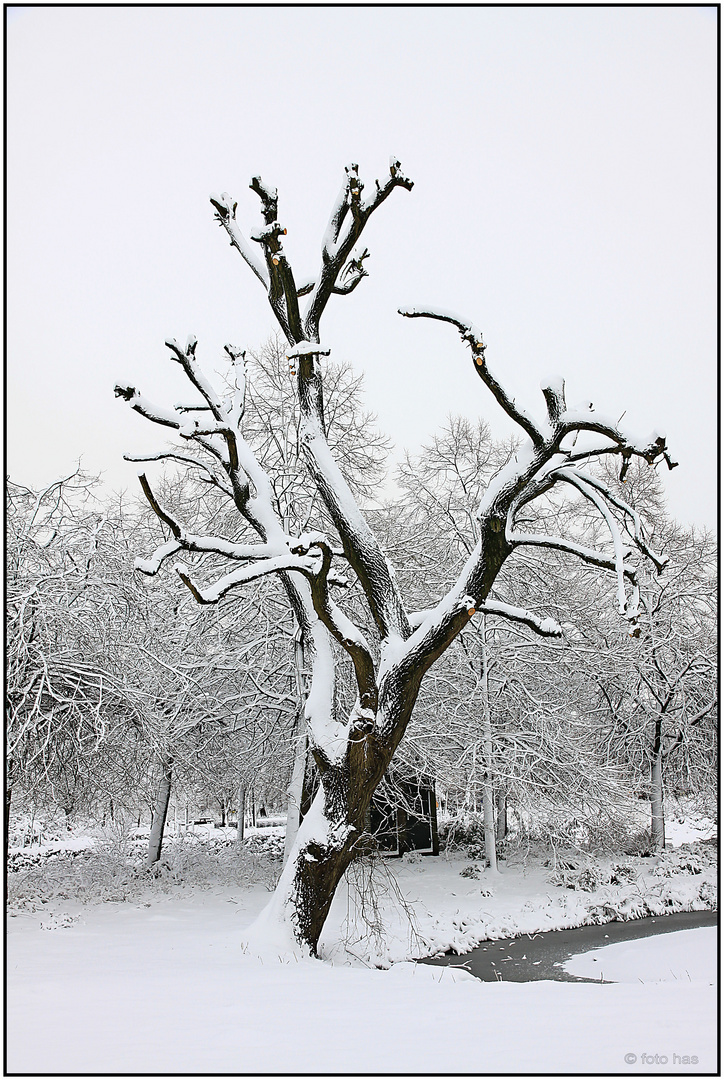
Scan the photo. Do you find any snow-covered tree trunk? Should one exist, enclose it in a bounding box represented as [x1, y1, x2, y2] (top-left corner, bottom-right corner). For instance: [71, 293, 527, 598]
[284, 722, 307, 866]
[650, 718, 665, 849]
[284, 637, 307, 864]
[147, 758, 173, 866]
[117, 158, 675, 955]
[236, 784, 246, 842]
[5, 758, 14, 869]
[479, 634, 499, 873]
[496, 788, 507, 844]
[650, 752, 665, 849]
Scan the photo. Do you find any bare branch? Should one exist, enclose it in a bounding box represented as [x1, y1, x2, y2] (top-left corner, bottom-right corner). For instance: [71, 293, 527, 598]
[123, 453, 233, 497]
[399, 307, 544, 447]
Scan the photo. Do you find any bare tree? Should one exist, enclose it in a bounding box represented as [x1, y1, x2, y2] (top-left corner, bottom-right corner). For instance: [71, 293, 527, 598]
[595, 525, 716, 848]
[6, 474, 145, 848]
[115, 159, 675, 954]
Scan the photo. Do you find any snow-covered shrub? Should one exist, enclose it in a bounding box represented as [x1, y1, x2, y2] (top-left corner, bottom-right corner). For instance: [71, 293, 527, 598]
[548, 861, 638, 892]
[401, 850, 423, 865]
[142, 842, 281, 892]
[653, 842, 717, 878]
[556, 865, 606, 891]
[608, 863, 638, 885]
[7, 834, 282, 912]
[7, 845, 144, 910]
[438, 812, 486, 853]
[698, 880, 717, 907]
[623, 831, 656, 857]
[459, 864, 482, 879]
[241, 829, 285, 860]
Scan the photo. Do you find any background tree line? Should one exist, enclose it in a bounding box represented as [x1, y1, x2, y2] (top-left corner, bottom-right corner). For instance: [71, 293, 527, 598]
[6, 339, 716, 872]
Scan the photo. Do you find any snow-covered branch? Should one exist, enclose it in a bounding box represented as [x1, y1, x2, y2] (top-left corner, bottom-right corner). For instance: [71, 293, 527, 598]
[175, 554, 317, 606]
[210, 191, 270, 288]
[507, 527, 638, 582]
[294, 533, 378, 712]
[555, 467, 668, 573]
[293, 342, 412, 641]
[135, 472, 297, 576]
[476, 600, 563, 638]
[408, 598, 562, 639]
[113, 384, 184, 431]
[303, 159, 413, 340]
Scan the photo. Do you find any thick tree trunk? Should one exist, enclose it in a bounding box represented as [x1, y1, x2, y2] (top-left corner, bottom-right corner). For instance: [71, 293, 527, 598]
[147, 758, 173, 866]
[245, 717, 394, 956]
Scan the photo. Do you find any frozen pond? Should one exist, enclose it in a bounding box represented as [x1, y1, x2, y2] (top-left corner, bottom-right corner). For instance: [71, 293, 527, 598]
[420, 909, 718, 982]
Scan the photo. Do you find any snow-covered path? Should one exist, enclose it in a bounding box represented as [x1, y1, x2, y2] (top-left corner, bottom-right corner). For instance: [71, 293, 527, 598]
[7, 887, 716, 1074]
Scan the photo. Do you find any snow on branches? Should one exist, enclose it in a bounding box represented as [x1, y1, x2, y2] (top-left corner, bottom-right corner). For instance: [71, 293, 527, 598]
[117, 158, 676, 954]
[399, 305, 674, 638]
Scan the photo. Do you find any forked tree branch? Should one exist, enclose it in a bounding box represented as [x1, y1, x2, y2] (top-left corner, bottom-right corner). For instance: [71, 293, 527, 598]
[212, 159, 412, 347]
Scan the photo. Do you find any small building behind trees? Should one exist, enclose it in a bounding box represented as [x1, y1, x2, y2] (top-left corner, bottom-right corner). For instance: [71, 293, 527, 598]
[369, 773, 439, 856]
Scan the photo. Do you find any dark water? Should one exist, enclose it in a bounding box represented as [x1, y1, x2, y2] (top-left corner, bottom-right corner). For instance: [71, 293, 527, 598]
[418, 909, 718, 983]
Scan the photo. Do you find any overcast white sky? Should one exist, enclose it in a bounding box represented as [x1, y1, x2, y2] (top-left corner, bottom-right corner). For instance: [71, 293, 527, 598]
[7, 5, 718, 528]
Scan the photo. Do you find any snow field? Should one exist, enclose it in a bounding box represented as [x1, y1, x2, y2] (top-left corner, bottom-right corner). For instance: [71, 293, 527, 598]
[7, 887, 716, 1074]
[564, 926, 717, 984]
[7, 847, 717, 1074]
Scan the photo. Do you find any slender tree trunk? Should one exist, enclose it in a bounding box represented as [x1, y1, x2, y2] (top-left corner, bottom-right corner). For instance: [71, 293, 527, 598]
[650, 720, 665, 849]
[480, 633, 499, 873]
[496, 788, 507, 843]
[5, 785, 13, 899]
[237, 785, 246, 842]
[5, 758, 14, 871]
[147, 758, 173, 867]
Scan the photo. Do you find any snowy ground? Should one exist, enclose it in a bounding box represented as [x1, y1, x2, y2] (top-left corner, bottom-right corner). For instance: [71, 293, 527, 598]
[7, 820, 717, 1075]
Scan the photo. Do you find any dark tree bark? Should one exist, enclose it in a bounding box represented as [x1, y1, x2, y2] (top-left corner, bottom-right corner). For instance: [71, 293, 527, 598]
[496, 789, 508, 844]
[236, 785, 246, 842]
